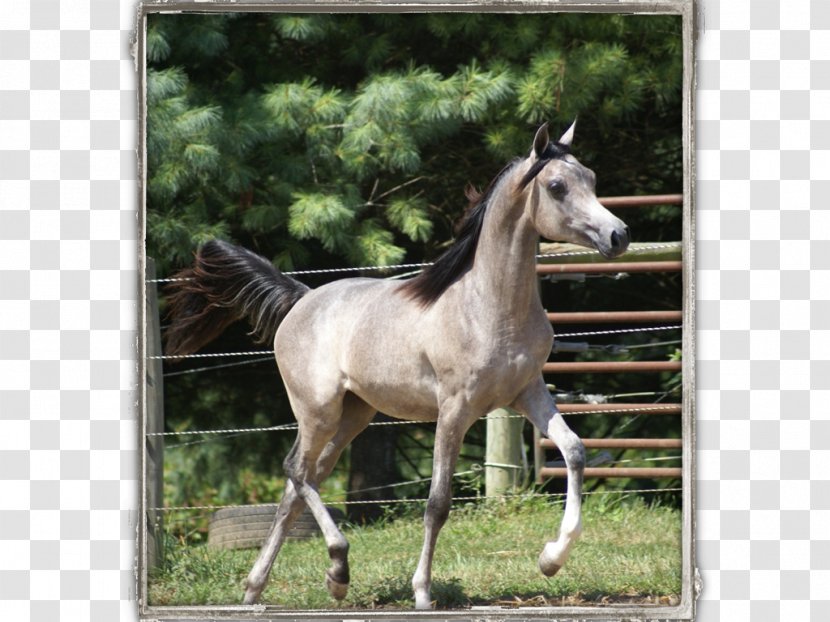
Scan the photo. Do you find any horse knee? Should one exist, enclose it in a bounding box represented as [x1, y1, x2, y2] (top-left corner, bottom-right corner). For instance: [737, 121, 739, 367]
[283, 444, 301, 481]
[561, 434, 585, 471]
[425, 494, 451, 529]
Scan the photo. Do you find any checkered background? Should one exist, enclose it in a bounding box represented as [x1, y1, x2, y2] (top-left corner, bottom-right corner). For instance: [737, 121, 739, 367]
[0, 0, 825, 620]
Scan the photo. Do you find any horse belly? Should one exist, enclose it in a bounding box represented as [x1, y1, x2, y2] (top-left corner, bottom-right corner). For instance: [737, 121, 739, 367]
[350, 382, 439, 422]
[342, 336, 440, 422]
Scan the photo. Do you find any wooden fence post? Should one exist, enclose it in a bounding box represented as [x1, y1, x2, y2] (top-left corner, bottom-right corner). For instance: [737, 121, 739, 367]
[485, 408, 525, 497]
[145, 258, 165, 568]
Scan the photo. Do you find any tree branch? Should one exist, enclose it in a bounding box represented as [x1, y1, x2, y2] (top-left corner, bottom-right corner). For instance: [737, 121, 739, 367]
[374, 176, 427, 202]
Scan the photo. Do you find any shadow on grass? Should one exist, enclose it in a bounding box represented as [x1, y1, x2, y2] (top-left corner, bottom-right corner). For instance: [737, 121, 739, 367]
[351, 576, 469, 609]
[353, 578, 679, 610]
[467, 589, 682, 609]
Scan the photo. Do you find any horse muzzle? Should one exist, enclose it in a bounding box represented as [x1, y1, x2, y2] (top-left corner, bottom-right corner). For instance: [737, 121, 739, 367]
[597, 224, 630, 259]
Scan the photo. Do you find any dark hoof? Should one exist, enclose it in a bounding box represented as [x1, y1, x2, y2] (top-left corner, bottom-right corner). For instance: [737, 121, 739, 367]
[326, 571, 349, 600]
[540, 562, 562, 578]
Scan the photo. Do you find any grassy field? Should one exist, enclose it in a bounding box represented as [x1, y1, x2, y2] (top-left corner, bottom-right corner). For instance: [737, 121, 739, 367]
[149, 495, 682, 610]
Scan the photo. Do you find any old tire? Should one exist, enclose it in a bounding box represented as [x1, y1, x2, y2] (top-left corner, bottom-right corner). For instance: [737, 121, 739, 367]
[207, 504, 346, 550]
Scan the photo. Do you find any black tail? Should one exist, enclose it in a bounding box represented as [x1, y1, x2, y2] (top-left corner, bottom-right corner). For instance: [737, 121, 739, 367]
[163, 239, 310, 357]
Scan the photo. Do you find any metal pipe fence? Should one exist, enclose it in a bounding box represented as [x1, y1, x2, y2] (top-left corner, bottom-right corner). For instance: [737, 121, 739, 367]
[547, 310, 682, 324]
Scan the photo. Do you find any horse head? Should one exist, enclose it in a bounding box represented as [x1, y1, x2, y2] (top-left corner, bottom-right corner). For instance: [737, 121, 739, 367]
[520, 121, 630, 259]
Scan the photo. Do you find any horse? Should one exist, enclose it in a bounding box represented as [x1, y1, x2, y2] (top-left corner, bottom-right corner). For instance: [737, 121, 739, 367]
[163, 121, 630, 609]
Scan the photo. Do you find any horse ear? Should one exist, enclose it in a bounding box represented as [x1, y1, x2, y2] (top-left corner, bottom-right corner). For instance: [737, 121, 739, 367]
[558, 118, 577, 147]
[532, 123, 550, 158]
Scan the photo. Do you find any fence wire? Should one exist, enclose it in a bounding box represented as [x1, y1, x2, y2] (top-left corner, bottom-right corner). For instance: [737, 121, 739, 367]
[152, 486, 682, 513]
[149, 324, 682, 363]
[146, 404, 680, 441]
[164, 356, 274, 378]
[146, 242, 681, 284]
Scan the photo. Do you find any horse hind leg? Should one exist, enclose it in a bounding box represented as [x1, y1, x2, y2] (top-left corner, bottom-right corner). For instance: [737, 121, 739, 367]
[242, 396, 374, 605]
[243, 440, 306, 605]
[288, 394, 376, 601]
[312, 394, 376, 600]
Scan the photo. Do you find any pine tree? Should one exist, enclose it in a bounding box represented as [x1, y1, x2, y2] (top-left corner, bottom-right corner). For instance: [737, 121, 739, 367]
[146, 11, 685, 519]
[146, 11, 682, 276]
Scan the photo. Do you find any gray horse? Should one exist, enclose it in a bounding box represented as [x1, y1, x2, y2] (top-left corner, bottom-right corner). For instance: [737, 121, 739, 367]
[164, 122, 630, 609]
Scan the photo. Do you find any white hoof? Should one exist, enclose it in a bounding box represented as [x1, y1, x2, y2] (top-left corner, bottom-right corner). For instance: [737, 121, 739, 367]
[538, 541, 568, 577]
[414, 591, 433, 610]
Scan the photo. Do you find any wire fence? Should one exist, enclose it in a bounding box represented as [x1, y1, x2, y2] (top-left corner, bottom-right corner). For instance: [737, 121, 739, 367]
[151, 392, 683, 510]
[163, 356, 275, 378]
[146, 403, 680, 441]
[145, 242, 681, 284]
[146, 234, 685, 523]
[147, 323, 682, 363]
[152, 485, 683, 513]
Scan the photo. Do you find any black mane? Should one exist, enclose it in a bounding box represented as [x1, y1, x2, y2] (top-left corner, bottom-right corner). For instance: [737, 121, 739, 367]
[519, 141, 571, 189]
[399, 160, 518, 307]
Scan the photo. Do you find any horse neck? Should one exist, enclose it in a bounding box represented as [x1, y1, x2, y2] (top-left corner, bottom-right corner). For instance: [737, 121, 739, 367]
[467, 177, 541, 321]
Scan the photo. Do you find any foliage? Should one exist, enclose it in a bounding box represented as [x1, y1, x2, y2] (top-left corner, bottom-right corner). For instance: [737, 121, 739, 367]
[147, 12, 682, 275]
[146, 11, 684, 514]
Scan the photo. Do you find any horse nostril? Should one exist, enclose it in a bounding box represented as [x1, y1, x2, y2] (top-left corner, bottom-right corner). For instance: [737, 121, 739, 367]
[610, 227, 630, 250]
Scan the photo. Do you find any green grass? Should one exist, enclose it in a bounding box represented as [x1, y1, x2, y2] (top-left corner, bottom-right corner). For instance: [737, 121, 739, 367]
[149, 495, 682, 610]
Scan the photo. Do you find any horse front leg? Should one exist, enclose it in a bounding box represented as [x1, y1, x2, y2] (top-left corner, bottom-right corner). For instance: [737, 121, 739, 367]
[412, 413, 469, 609]
[513, 377, 585, 577]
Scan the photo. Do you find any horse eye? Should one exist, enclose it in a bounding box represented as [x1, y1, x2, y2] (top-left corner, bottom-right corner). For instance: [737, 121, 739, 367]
[547, 180, 567, 200]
